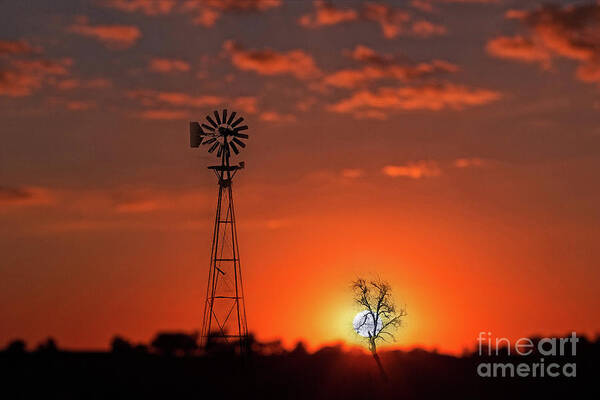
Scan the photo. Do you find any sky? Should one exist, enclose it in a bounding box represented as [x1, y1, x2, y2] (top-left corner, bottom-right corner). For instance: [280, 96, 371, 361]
[1, 0, 599, 354]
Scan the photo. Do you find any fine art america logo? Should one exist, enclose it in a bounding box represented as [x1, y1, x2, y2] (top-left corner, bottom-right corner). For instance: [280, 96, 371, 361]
[476, 332, 578, 378]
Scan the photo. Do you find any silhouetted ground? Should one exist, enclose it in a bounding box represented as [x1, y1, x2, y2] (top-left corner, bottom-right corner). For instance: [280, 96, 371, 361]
[1, 333, 596, 399]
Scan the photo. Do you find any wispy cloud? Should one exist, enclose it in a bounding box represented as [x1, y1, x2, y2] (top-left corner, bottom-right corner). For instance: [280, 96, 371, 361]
[341, 169, 365, 179]
[113, 0, 283, 27]
[486, 35, 552, 69]
[55, 78, 112, 90]
[66, 100, 96, 111]
[453, 157, 486, 168]
[410, 0, 435, 13]
[382, 161, 441, 179]
[223, 40, 321, 79]
[127, 89, 224, 108]
[323, 45, 458, 89]
[68, 16, 141, 49]
[362, 2, 446, 39]
[127, 89, 258, 118]
[0, 58, 72, 97]
[328, 83, 501, 118]
[0, 186, 55, 207]
[103, 0, 177, 15]
[259, 111, 296, 123]
[298, 1, 446, 39]
[0, 40, 35, 56]
[298, 0, 358, 28]
[442, 0, 499, 2]
[232, 96, 258, 114]
[353, 109, 388, 120]
[1, 184, 211, 217]
[487, 4, 600, 84]
[137, 109, 189, 120]
[413, 0, 500, 12]
[148, 58, 190, 73]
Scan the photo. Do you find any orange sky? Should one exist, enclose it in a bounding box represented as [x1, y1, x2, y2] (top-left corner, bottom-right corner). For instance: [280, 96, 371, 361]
[1, 0, 599, 354]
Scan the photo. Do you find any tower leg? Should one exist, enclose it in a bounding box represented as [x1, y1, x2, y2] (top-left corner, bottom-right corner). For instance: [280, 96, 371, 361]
[201, 179, 248, 354]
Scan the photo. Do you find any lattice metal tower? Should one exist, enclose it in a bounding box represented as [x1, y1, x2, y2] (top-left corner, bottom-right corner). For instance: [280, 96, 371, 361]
[190, 109, 249, 353]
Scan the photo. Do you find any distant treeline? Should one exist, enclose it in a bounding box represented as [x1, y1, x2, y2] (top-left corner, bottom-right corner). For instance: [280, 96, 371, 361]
[1, 332, 597, 399]
[3, 331, 599, 357]
[2, 331, 297, 357]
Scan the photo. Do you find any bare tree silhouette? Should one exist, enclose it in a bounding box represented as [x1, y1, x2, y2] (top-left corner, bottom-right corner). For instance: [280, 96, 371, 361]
[352, 278, 406, 381]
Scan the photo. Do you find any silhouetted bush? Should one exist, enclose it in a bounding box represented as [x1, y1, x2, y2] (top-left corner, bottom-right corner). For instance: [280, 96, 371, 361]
[4, 339, 26, 354]
[290, 340, 308, 356]
[151, 332, 198, 356]
[111, 336, 134, 353]
[111, 336, 149, 354]
[133, 343, 148, 354]
[35, 338, 58, 353]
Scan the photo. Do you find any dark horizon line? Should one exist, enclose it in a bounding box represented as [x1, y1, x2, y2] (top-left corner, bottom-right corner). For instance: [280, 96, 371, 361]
[3, 330, 599, 357]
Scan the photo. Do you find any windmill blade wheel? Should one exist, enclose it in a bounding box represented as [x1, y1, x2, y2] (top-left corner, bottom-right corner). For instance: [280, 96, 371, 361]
[191, 109, 249, 159]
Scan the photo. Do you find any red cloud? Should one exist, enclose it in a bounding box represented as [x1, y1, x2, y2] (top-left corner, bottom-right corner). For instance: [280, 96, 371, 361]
[362, 2, 445, 39]
[223, 40, 321, 79]
[453, 157, 486, 168]
[411, 20, 447, 37]
[127, 89, 258, 117]
[0, 186, 55, 207]
[487, 4, 600, 84]
[3, 186, 217, 233]
[348, 45, 393, 65]
[138, 109, 190, 120]
[324, 45, 458, 89]
[298, 0, 358, 28]
[329, 83, 500, 117]
[295, 97, 318, 112]
[56, 78, 112, 90]
[259, 111, 296, 123]
[323, 62, 457, 88]
[66, 100, 96, 111]
[181, 0, 282, 26]
[412, 0, 500, 11]
[440, 0, 499, 3]
[197, 0, 281, 12]
[0, 40, 35, 56]
[127, 89, 224, 107]
[353, 109, 388, 120]
[297, 1, 446, 39]
[341, 168, 365, 179]
[233, 96, 258, 114]
[486, 35, 551, 68]
[103, 0, 177, 15]
[410, 0, 435, 13]
[9, 59, 71, 75]
[109, 187, 212, 216]
[190, 8, 221, 27]
[576, 63, 600, 84]
[104, 0, 282, 27]
[148, 58, 191, 73]
[0, 58, 72, 97]
[68, 17, 141, 49]
[382, 161, 441, 179]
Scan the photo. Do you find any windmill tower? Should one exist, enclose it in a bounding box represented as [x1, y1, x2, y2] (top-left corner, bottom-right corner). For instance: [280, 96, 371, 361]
[190, 109, 249, 353]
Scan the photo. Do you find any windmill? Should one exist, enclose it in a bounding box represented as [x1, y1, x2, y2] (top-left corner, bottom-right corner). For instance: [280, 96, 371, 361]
[190, 109, 249, 353]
